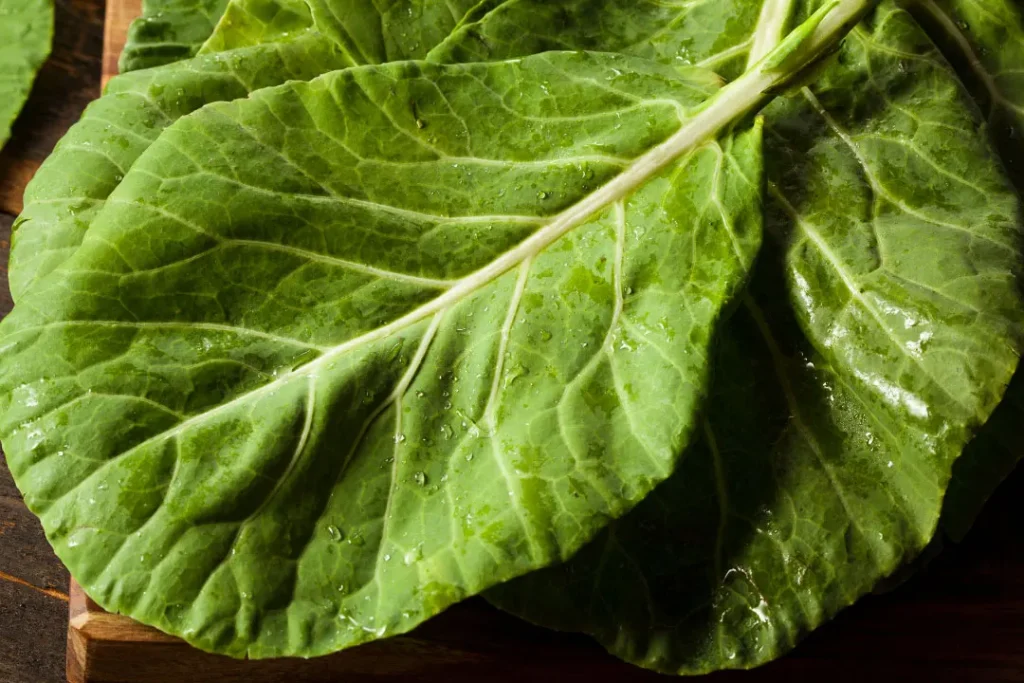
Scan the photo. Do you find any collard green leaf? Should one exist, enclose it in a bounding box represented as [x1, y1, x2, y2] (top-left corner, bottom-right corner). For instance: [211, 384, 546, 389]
[898, 0, 1024, 540]
[486, 2, 1022, 674]
[12, 0, 505, 301]
[304, 0, 488, 64]
[0, 52, 766, 657]
[907, 0, 1024, 183]
[428, 0, 765, 81]
[0, 0, 53, 149]
[10, 33, 351, 302]
[120, 0, 232, 71]
[490, 278, 956, 673]
[199, 0, 314, 53]
[4, 0, 1018, 671]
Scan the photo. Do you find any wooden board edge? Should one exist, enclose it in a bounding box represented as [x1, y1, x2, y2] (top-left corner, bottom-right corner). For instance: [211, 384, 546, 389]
[68, 582, 180, 644]
[101, 0, 142, 88]
[62, 579, 589, 683]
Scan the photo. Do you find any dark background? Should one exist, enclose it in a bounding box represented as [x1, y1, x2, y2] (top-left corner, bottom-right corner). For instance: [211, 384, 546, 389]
[0, 1, 1021, 680]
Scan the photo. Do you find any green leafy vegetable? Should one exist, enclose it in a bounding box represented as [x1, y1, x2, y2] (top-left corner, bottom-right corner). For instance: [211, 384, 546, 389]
[10, 32, 350, 301]
[0, 0, 53, 149]
[907, 0, 1024, 182]
[199, 0, 314, 53]
[901, 0, 1024, 540]
[428, 0, 766, 80]
[1, 0, 1021, 674]
[484, 1, 1023, 674]
[305, 0, 486, 63]
[0, 50, 771, 657]
[120, 0, 231, 71]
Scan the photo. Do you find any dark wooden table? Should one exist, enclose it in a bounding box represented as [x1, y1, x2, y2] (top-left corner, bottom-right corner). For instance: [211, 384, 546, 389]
[0, 0, 103, 681]
[0, 3, 1022, 680]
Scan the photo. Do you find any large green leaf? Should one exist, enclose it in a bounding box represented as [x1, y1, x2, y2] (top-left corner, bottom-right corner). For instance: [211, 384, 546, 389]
[9, 33, 351, 302]
[902, 0, 1024, 540]
[304, 0, 488, 64]
[0, 51, 768, 657]
[199, 0, 315, 53]
[485, 2, 1023, 674]
[907, 0, 1024, 182]
[0, 0, 52, 148]
[11, 0, 502, 301]
[120, 0, 232, 71]
[428, 0, 766, 80]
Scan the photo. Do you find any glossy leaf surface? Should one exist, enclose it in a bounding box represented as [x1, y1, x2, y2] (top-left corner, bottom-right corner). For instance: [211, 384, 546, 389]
[0, 53, 763, 657]
[487, 2, 1023, 674]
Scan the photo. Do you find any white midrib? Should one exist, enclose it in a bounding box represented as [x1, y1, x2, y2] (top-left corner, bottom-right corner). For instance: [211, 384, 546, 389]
[66, 0, 870, 460]
[748, 0, 797, 68]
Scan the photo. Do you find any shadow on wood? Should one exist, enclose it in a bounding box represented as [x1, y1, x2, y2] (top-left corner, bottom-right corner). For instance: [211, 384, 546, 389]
[65, 581, 671, 683]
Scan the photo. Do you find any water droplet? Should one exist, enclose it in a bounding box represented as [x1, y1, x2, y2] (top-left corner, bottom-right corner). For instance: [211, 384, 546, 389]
[404, 546, 423, 565]
[326, 525, 344, 542]
[538, 191, 549, 199]
[456, 409, 482, 437]
[383, 554, 392, 562]
[412, 471, 427, 486]
[394, 433, 406, 444]
[504, 363, 529, 387]
[347, 533, 365, 547]
[440, 424, 454, 440]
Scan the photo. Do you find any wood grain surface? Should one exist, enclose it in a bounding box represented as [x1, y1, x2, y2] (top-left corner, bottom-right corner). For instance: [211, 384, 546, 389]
[0, 2, 102, 681]
[102, 0, 140, 87]
[0, 1, 1021, 681]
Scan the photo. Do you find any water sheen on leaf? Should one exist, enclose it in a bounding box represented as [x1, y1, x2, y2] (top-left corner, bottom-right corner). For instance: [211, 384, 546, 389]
[0, 53, 763, 657]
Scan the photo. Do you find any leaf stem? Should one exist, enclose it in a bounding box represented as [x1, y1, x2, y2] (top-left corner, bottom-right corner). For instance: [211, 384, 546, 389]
[748, 0, 798, 68]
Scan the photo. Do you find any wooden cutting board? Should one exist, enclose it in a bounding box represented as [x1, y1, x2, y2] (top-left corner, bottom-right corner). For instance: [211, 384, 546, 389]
[66, 2, 1024, 681]
[100, 0, 140, 89]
